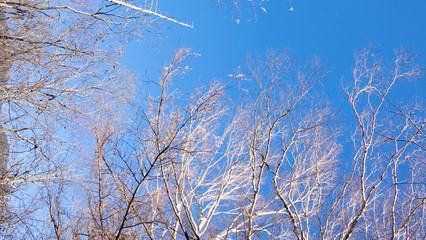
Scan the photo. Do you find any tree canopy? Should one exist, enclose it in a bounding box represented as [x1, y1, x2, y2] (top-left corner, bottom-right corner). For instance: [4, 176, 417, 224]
[0, 1, 424, 239]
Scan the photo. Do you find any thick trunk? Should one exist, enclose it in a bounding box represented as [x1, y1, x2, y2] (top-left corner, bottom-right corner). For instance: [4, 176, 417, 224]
[0, 8, 10, 223]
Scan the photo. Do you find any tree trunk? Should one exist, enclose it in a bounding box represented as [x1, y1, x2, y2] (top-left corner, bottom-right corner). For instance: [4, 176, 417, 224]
[0, 8, 10, 223]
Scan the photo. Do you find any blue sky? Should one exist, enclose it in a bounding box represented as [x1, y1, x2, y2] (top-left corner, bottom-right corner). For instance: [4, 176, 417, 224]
[123, 0, 425, 100]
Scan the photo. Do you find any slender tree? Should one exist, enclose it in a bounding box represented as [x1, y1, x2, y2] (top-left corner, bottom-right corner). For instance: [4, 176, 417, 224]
[0, 8, 11, 224]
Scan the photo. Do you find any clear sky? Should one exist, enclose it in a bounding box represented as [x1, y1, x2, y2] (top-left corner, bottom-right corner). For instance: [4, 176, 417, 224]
[123, 0, 425, 102]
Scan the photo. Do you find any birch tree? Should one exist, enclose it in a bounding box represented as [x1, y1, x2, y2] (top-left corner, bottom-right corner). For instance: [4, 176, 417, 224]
[0, 0, 189, 237]
[229, 48, 424, 240]
[76, 49, 336, 239]
[0, 1, 424, 239]
[0, 9, 11, 224]
[76, 48, 424, 239]
[330, 48, 425, 239]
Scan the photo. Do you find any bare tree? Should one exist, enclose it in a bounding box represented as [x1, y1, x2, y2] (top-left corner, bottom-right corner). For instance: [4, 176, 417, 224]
[0, 8, 11, 224]
[0, 0, 191, 237]
[1, 1, 424, 239]
[333, 48, 424, 239]
[65, 46, 424, 240]
[75, 48, 243, 239]
[74, 49, 338, 240]
[226, 48, 424, 240]
[207, 51, 337, 240]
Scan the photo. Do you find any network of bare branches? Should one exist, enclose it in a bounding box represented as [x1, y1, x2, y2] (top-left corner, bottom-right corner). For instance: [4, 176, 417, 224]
[0, 0, 189, 237]
[74, 48, 424, 239]
[0, 1, 424, 239]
